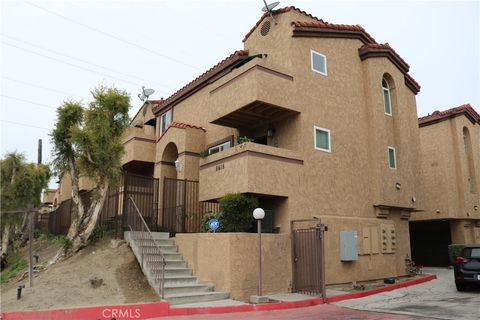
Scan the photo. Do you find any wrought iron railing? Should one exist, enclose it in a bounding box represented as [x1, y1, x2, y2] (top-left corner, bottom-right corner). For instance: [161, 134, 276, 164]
[126, 196, 166, 299]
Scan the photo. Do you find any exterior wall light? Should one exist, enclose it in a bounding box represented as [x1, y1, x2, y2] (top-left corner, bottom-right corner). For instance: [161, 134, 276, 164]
[395, 182, 401, 190]
[267, 128, 275, 137]
[474, 205, 478, 211]
[253, 208, 265, 297]
[174, 159, 182, 172]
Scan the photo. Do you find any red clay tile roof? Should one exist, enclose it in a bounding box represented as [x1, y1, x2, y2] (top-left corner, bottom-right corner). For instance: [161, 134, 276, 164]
[419, 104, 480, 126]
[150, 6, 420, 114]
[291, 20, 377, 44]
[168, 122, 206, 131]
[359, 43, 409, 72]
[404, 73, 421, 94]
[243, 6, 323, 42]
[149, 99, 165, 106]
[152, 50, 249, 114]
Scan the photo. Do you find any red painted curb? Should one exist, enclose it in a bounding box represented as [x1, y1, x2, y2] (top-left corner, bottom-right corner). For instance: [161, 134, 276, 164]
[1, 274, 437, 320]
[326, 274, 437, 303]
[0, 301, 169, 320]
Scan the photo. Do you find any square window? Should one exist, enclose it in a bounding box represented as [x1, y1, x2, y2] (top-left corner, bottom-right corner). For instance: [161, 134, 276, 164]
[314, 126, 331, 152]
[388, 147, 396, 169]
[311, 50, 327, 75]
[208, 141, 231, 155]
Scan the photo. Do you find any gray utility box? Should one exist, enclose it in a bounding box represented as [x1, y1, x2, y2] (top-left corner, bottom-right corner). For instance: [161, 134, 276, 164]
[340, 230, 358, 261]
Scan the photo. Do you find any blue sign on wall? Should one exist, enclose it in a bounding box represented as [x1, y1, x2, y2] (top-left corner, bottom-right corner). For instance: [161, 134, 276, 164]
[208, 219, 220, 232]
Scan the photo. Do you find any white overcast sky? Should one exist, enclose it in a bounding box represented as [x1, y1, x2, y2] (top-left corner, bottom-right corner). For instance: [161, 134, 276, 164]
[1, 0, 479, 187]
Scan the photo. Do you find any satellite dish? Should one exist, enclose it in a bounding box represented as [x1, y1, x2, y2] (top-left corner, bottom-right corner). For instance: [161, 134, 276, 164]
[138, 86, 155, 101]
[261, 1, 279, 25]
[262, 1, 279, 12]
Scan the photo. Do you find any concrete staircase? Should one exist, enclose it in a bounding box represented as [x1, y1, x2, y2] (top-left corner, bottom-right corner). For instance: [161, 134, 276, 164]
[124, 231, 230, 305]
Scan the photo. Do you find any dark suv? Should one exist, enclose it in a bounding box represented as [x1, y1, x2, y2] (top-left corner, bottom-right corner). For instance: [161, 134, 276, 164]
[454, 245, 480, 291]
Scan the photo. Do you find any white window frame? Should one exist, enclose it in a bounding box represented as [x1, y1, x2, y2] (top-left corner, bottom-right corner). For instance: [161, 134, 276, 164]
[208, 141, 231, 155]
[314, 126, 331, 153]
[311, 50, 327, 76]
[159, 109, 172, 135]
[382, 79, 392, 116]
[388, 146, 397, 169]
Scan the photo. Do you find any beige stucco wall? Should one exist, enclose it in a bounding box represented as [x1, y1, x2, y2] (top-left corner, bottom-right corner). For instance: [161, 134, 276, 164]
[122, 126, 156, 165]
[175, 233, 290, 301]
[413, 114, 480, 243]
[146, 10, 422, 286]
[175, 215, 410, 299]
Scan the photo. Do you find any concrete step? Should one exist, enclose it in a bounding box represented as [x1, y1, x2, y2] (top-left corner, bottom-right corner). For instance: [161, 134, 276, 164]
[135, 238, 175, 246]
[140, 252, 183, 261]
[171, 299, 249, 308]
[165, 292, 230, 306]
[150, 267, 192, 277]
[140, 244, 178, 253]
[164, 283, 213, 295]
[160, 276, 198, 286]
[147, 260, 186, 268]
[151, 232, 170, 240]
[127, 231, 170, 240]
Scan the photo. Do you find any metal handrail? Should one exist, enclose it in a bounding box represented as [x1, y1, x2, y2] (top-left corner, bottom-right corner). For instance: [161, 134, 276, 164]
[127, 196, 166, 300]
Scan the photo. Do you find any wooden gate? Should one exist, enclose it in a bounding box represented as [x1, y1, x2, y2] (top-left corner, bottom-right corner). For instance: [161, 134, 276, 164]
[291, 219, 327, 299]
[162, 177, 219, 233]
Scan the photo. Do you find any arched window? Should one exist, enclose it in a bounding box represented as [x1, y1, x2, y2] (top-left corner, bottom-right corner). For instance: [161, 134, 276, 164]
[382, 78, 392, 116]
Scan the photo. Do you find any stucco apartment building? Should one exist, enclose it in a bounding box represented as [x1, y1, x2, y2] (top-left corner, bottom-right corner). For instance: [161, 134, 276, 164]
[410, 104, 480, 266]
[122, 6, 422, 285]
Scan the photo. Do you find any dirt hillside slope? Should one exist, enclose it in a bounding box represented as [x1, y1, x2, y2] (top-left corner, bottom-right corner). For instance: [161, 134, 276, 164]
[1, 236, 158, 312]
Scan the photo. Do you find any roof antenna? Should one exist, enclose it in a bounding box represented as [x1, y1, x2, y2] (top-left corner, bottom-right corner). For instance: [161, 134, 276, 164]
[261, 1, 280, 25]
[138, 86, 155, 102]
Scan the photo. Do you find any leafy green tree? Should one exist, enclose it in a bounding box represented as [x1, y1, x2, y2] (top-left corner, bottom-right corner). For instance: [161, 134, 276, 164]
[50, 86, 130, 256]
[0, 152, 50, 256]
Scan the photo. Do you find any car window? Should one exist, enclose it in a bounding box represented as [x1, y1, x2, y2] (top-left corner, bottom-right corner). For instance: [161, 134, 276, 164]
[463, 248, 480, 258]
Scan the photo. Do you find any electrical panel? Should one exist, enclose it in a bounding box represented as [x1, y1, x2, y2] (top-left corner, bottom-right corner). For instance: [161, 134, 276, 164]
[340, 230, 358, 261]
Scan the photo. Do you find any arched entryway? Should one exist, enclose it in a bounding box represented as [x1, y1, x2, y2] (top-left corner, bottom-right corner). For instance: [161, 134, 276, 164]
[161, 142, 179, 180]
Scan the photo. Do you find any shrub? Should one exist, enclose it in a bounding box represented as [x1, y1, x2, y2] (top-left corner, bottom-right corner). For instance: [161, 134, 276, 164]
[201, 211, 223, 232]
[89, 224, 109, 242]
[448, 244, 466, 265]
[0, 251, 27, 284]
[218, 193, 258, 232]
[59, 236, 73, 252]
[34, 229, 56, 241]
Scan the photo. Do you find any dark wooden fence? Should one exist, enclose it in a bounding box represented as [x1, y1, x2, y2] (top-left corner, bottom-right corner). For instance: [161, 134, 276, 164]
[46, 189, 121, 236]
[45, 174, 216, 236]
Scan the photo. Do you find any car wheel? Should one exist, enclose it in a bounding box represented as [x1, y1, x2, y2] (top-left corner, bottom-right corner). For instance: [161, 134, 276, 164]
[455, 282, 466, 292]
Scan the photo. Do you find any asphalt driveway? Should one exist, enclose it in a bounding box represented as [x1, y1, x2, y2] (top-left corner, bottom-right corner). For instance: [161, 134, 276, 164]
[335, 268, 480, 320]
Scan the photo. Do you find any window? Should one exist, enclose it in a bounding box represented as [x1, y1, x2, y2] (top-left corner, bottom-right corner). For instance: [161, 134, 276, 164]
[311, 50, 327, 75]
[208, 141, 231, 155]
[159, 109, 172, 135]
[314, 126, 331, 152]
[388, 147, 396, 169]
[382, 78, 392, 116]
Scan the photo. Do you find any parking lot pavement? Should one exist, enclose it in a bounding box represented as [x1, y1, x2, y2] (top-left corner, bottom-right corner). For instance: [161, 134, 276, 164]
[335, 268, 480, 320]
[154, 303, 434, 320]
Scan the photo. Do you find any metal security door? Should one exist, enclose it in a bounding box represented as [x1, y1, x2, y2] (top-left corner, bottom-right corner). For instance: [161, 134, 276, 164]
[162, 177, 219, 233]
[291, 220, 327, 299]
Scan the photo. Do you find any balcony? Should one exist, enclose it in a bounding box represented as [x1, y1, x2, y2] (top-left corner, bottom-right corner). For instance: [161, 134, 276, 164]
[199, 142, 303, 201]
[122, 125, 156, 166]
[209, 62, 299, 130]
